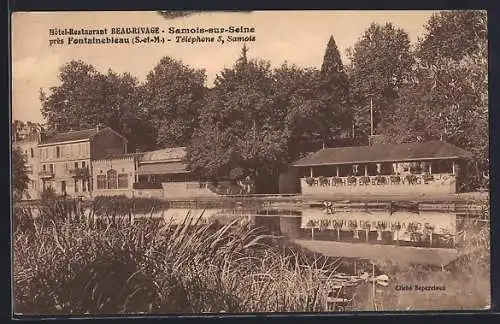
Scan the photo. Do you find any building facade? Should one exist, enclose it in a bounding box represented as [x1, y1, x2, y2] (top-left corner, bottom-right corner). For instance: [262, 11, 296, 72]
[292, 140, 472, 196]
[37, 126, 127, 198]
[135, 147, 217, 199]
[90, 147, 218, 199]
[92, 153, 142, 197]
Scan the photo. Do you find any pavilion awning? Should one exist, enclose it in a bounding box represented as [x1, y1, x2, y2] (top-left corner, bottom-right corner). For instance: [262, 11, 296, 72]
[136, 162, 189, 175]
[292, 140, 473, 167]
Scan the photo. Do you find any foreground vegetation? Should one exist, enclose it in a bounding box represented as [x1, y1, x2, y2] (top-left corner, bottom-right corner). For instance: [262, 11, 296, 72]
[13, 196, 490, 314]
[14, 197, 343, 315]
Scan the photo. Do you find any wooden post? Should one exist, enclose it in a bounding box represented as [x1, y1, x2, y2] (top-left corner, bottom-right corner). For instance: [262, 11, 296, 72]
[310, 167, 313, 178]
[364, 164, 368, 176]
[311, 226, 315, 240]
[336, 166, 340, 177]
[429, 163, 432, 174]
[452, 160, 456, 175]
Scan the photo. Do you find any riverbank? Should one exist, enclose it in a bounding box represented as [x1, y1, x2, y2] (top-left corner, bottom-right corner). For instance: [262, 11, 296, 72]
[15, 191, 489, 208]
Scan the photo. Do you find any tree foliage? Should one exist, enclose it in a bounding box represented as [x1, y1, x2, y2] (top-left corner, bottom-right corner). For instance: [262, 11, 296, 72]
[12, 147, 30, 201]
[40, 60, 155, 151]
[186, 45, 346, 189]
[187, 46, 287, 182]
[347, 23, 414, 140]
[141, 57, 206, 148]
[384, 10, 488, 189]
[416, 10, 487, 64]
[319, 36, 351, 134]
[270, 64, 324, 160]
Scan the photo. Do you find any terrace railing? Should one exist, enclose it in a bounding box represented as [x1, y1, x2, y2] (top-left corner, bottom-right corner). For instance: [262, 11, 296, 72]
[133, 182, 163, 189]
[69, 167, 90, 178]
[304, 174, 453, 187]
[38, 170, 55, 178]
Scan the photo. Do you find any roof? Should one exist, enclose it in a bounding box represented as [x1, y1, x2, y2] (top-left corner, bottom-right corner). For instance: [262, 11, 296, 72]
[141, 147, 186, 162]
[97, 152, 145, 161]
[292, 141, 473, 167]
[39, 128, 99, 145]
[136, 161, 189, 175]
[39, 127, 126, 145]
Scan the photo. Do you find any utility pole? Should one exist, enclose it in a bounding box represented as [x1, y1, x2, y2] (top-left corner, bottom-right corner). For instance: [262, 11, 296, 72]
[369, 96, 374, 146]
[370, 97, 374, 137]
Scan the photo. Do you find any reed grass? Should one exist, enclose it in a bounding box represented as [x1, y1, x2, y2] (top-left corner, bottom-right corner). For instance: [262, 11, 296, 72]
[13, 198, 340, 315]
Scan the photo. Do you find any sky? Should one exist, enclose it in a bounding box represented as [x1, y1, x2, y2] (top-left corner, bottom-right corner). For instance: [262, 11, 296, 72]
[11, 10, 438, 123]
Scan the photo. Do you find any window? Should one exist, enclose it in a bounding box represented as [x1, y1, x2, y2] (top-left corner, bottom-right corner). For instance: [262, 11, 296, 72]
[107, 169, 117, 189]
[65, 163, 68, 171]
[30, 148, 34, 158]
[75, 179, 79, 193]
[49, 164, 54, 173]
[97, 175, 107, 189]
[42, 164, 46, 171]
[82, 161, 86, 168]
[56, 146, 60, 158]
[118, 174, 128, 189]
[82, 180, 87, 192]
[74, 162, 79, 169]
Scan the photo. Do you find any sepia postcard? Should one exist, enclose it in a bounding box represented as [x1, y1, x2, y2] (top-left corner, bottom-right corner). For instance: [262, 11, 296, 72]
[10, 10, 490, 316]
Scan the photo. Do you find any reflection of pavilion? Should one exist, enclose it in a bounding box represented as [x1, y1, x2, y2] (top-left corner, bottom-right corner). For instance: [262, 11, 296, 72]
[292, 141, 472, 196]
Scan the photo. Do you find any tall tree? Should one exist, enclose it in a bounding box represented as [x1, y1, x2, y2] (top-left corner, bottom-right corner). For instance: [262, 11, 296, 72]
[187, 46, 288, 192]
[319, 36, 351, 139]
[385, 10, 488, 189]
[348, 23, 414, 142]
[12, 147, 30, 201]
[40, 60, 154, 151]
[270, 63, 324, 159]
[141, 57, 206, 148]
[416, 10, 487, 64]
